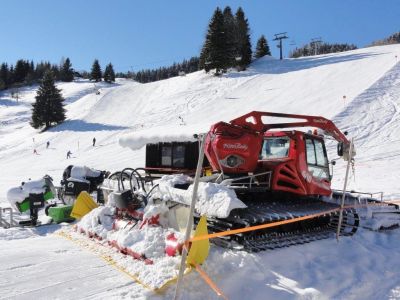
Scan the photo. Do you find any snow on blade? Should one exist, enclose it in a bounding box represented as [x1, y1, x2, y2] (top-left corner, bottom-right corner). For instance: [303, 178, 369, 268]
[152, 174, 247, 218]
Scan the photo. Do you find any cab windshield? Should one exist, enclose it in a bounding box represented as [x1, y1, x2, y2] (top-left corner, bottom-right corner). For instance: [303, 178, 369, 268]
[260, 137, 290, 159]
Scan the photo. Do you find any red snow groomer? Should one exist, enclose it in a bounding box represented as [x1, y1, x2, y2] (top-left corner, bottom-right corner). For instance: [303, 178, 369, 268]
[201, 111, 360, 251]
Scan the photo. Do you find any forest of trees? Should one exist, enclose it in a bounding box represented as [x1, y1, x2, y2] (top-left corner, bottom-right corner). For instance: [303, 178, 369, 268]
[199, 6, 252, 75]
[2, 15, 397, 91]
[289, 42, 358, 58]
[129, 57, 200, 83]
[0, 58, 74, 91]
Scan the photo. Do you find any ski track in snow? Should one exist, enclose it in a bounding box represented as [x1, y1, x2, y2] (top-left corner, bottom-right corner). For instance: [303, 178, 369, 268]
[1, 45, 400, 299]
[331, 61, 400, 197]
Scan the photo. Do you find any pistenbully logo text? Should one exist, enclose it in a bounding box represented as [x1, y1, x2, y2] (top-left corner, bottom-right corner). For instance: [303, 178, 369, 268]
[223, 143, 248, 150]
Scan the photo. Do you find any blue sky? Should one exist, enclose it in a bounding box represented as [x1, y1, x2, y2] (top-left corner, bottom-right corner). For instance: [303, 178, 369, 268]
[1, 0, 399, 72]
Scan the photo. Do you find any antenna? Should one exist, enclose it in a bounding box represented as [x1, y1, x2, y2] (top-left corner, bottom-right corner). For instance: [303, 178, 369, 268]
[273, 32, 289, 60]
[310, 37, 322, 56]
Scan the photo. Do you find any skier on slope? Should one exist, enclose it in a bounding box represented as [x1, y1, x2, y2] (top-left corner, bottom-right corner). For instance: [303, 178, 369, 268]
[93, 137, 96, 147]
[66, 150, 72, 159]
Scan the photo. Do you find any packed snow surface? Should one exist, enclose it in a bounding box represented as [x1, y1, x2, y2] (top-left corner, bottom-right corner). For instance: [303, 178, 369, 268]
[1, 45, 400, 299]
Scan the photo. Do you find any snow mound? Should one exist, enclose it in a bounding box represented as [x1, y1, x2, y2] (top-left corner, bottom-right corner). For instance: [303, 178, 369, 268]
[153, 175, 247, 218]
[77, 206, 114, 239]
[188, 182, 247, 218]
[70, 165, 101, 179]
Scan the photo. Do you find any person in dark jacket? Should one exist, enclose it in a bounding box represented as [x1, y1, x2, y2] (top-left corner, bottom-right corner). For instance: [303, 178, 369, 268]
[67, 150, 72, 159]
[93, 137, 96, 147]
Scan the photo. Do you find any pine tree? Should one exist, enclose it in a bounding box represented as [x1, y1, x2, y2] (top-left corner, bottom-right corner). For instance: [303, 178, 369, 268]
[223, 6, 236, 68]
[199, 7, 228, 75]
[235, 7, 252, 70]
[103, 63, 115, 83]
[254, 35, 271, 58]
[14, 59, 29, 83]
[90, 59, 102, 82]
[0, 63, 9, 90]
[31, 71, 66, 130]
[60, 58, 74, 82]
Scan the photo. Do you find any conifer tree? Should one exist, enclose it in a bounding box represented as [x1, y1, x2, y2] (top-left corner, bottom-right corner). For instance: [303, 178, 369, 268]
[0, 63, 9, 90]
[104, 63, 115, 83]
[90, 59, 102, 82]
[60, 57, 74, 82]
[255, 35, 271, 58]
[235, 7, 252, 70]
[14, 59, 29, 83]
[31, 71, 66, 130]
[223, 6, 237, 68]
[199, 7, 228, 75]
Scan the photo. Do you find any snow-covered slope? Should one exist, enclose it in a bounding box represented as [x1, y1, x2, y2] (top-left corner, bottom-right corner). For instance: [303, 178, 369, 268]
[1, 44, 400, 299]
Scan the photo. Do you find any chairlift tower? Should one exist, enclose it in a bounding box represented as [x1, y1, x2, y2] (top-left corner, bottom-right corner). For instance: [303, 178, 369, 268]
[273, 32, 289, 60]
[310, 37, 322, 56]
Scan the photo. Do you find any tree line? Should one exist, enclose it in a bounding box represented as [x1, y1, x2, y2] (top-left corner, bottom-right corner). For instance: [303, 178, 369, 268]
[0, 58, 116, 91]
[289, 42, 357, 58]
[123, 57, 200, 83]
[0, 58, 74, 91]
[370, 31, 400, 46]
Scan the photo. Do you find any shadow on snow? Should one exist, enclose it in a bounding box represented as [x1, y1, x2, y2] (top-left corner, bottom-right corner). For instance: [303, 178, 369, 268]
[49, 119, 129, 132]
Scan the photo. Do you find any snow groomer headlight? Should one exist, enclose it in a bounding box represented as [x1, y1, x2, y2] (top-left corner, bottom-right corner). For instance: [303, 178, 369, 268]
[220, 155, 245, 168]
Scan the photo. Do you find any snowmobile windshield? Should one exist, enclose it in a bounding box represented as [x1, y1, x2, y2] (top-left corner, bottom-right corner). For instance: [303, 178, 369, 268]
[260, 137, 290, 159]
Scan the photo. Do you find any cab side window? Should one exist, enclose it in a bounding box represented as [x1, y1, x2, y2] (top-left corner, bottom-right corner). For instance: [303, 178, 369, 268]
[305, 138, 329, 180]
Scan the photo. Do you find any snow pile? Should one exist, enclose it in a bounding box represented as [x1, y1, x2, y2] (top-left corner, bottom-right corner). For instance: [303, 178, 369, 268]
[67, 165, 102, 183]
[109, 225, 172, 259]
[70, 165, 101, 179]
[143, 201, 170, 227]
[153, 174, 247, 218]
[75, 202, 183, 259]
[156, 174, 193, 186]
[69, 201, 186, 289]
[76, 206, 114, 239]
[188, 182, 247, 218]
[59, 227, 183, 290]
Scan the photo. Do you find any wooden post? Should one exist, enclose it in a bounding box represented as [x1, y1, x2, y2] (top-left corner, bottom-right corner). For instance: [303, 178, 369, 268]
[174, 133, 207, 300]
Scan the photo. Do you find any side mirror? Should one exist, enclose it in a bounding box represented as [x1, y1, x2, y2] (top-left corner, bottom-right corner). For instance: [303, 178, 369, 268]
[337, 142, 343, 157]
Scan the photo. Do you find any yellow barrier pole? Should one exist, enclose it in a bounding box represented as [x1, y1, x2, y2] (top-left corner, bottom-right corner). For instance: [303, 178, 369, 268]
[174, 133, 207, 300]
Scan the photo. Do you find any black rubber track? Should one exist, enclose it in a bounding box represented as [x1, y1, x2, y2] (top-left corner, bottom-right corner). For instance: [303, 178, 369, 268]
[196, 193, 359, 252]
